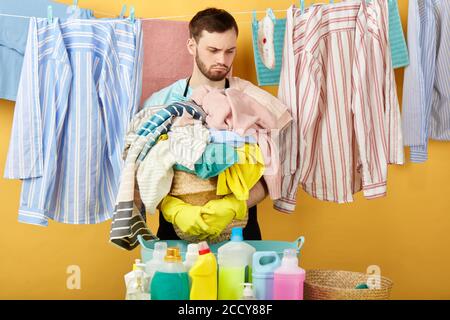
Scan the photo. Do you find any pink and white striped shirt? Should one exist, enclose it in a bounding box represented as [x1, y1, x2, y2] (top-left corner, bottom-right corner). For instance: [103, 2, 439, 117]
[275, 0, 403, 213]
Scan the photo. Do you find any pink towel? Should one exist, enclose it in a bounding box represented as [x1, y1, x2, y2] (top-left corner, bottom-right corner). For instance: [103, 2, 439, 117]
[140, 20, 193, 104]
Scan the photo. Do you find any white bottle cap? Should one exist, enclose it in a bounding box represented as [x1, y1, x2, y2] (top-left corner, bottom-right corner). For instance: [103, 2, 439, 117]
[242, 283, 255, 299]
[153, 242, 167, 260]
[281, 248, 299, 266]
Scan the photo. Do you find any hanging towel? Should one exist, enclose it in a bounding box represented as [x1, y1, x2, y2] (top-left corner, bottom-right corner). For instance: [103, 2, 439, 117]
[251, 15, 286, 86]
[388, 0, 409, 68]
[140, 20, 193, 105]
[0, 0, 94, 101]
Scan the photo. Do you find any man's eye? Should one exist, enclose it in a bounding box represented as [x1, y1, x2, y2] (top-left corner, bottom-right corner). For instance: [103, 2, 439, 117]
[210, 49, 218, 53]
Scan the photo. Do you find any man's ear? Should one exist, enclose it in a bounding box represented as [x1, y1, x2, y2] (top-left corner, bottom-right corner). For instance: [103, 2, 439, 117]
[187, 37, 196, 56]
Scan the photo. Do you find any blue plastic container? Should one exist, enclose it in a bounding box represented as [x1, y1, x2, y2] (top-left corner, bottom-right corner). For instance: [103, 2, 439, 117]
[252, 251, 281, 300]
[137, 235, 305, 263]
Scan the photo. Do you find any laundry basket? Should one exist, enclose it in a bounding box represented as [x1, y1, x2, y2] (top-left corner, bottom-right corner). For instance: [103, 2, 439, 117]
[304, 270, 394, 300]
[138, 235, 305, 263]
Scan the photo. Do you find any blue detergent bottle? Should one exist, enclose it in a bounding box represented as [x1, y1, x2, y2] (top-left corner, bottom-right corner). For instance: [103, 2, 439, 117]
[150, 247, 190, 300]
[252, 251, 281, 300]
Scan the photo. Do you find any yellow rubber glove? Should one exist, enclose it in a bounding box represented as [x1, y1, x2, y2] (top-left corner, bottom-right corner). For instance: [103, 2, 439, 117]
[202, 194, 248, 237]
[160, 195, 215, 237]
[217, 143, 265, 200]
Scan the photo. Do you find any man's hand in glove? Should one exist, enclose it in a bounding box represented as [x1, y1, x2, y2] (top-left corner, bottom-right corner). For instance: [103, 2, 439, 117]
[160, 195, 215, 237]
[202, 194, 247, 238]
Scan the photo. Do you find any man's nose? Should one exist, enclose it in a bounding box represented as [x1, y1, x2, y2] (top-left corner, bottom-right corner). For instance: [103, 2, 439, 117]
[216, 53, 226, 65]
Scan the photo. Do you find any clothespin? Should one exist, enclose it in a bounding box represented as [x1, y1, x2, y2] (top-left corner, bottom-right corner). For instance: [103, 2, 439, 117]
[119, 5, 127, 19]
[266, 8, 276, 25]
[47, 5, 53, 23]
[300, 0, 305, 15]
[128, 6, 135, 24]
[67, 0, 81, 20]
[252, 10, 257, 24]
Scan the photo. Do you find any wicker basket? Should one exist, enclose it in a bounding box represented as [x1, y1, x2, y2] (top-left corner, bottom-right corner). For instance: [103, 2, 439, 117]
[304, 270, 394, 300]
[169, 170, 248, 243]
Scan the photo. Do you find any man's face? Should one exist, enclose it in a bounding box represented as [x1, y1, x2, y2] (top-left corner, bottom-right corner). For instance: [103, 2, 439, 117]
[191, 29, 237, 81]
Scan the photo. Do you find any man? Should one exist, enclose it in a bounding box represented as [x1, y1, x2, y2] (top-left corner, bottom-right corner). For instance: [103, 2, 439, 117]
[143, 8, 275, 240]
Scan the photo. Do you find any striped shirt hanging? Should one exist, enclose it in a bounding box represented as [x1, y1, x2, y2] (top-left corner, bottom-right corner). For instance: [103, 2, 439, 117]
[275, 0, 403, 212]
[402, 0, 450, 163]
[4, 17, 143, 226]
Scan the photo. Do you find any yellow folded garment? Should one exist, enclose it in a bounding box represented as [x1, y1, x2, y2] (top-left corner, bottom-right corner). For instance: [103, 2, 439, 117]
[161, 194, 247, 239]
[217, 143, 265, 200]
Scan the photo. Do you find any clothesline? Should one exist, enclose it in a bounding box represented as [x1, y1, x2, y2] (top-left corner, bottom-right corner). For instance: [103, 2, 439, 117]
[0, 8, 287, 21]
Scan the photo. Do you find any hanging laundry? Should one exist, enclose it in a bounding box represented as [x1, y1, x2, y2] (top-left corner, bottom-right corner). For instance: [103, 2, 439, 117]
[387, 0, 409, 68]
[402, 0, 450, 163]
[343, 0, 409, 69]
[110, 102, 206, 250]
[275, 0, 403, 213]
[0, 0, 94, 101]
[140, 20, 193, 105]
[174, 143, 239, 179]
[4, 17, 143, 226]
[191, 84, 292, 200]
[251, 9, 286, 86]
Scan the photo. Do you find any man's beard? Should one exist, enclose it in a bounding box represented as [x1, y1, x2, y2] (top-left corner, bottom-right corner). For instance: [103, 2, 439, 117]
[195, 50, 231, 81]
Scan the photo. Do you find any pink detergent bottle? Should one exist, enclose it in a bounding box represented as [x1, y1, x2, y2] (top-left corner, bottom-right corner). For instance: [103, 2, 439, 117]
[273, 248, 305, 300]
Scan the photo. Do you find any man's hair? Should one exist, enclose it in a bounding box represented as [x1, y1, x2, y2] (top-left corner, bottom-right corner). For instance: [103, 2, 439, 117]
[189, 8, 239, 42]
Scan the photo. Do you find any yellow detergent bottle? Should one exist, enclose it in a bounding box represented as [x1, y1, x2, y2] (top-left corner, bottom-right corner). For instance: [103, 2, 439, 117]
[189, 241, 217, 300]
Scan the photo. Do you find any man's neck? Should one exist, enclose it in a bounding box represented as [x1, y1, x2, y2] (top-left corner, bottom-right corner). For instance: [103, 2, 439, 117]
[189, 67, 227, 90]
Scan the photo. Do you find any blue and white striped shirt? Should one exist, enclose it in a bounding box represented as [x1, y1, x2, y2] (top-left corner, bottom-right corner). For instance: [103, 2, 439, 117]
[4, 17, 143, 226]
[402, 0, 450, 163]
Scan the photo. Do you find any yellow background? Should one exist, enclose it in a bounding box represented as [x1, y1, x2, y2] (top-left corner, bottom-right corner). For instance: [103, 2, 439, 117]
[1, 0, 448, 299]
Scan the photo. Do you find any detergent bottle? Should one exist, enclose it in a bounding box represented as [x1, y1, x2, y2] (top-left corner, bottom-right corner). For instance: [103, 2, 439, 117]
[252, 251, 281, 300]
[189, 241, 217, 300]
[273, 248, 305, 300]
[184, 243, 199, 271]
[150, 247, 190, 300]
[124, 259, 150, 300]
[217, 227, 256, 300]
[144, 241, 167, 296]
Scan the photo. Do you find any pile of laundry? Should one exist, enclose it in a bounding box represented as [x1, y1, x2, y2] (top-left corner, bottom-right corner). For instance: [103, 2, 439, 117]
[110, 85, 292, 250]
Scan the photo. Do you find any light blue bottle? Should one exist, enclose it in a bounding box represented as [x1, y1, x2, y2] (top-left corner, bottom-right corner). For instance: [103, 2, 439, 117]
[252, 251, 281, 300]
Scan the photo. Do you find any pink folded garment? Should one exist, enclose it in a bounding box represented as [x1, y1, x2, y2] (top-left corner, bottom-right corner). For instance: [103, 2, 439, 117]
[191, 85, 287, 200]
[140, 20, 193, 104]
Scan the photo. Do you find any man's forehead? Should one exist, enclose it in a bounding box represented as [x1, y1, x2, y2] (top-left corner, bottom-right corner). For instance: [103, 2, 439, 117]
[197, 30, 237, 48]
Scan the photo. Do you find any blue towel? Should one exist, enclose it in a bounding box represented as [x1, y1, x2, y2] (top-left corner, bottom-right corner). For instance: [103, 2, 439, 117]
[251, 17, 286, 86]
